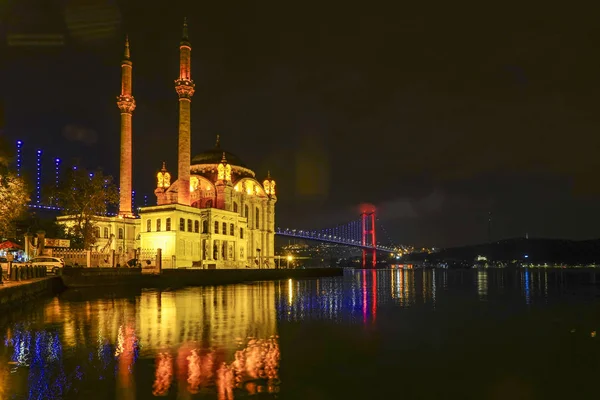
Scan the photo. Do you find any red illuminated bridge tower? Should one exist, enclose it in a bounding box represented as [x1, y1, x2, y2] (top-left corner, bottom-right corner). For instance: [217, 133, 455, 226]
[361, 204, 376, 268]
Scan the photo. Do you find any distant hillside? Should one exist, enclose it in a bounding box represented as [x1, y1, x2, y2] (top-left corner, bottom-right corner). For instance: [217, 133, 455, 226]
[404, 238, 600, 264]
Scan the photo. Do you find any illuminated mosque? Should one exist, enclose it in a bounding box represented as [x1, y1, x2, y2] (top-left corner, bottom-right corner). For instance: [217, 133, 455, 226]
[59, 20, 277, 269]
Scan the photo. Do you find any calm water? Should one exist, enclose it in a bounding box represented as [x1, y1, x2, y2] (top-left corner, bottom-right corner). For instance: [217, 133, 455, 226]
[2, 268, 600, 399]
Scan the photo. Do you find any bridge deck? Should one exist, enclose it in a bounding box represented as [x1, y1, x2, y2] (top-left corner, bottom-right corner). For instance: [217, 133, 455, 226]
[275, 229, 394, 252]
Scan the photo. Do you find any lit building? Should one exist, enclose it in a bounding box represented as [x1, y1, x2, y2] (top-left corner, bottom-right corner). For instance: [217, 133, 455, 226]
[55, 215, 139, 254]
[60, 20, 277, 268]
[138, 20, 276, 269]
[142, 139, 277, 268]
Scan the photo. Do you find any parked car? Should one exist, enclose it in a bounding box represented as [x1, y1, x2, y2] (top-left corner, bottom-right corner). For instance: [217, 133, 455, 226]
[27, 257, 65, 274]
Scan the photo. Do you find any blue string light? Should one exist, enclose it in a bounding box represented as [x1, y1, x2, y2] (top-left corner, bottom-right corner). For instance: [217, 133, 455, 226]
[36, 149, 42, 204]
[16, 140, 22, 177]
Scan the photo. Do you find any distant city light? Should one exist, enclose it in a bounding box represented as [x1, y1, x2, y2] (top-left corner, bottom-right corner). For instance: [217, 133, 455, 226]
[17, 143, 146, 212]
[36, 149, 42, 204]
[16, 140, 23, 177]
[54, 158, 61, 187]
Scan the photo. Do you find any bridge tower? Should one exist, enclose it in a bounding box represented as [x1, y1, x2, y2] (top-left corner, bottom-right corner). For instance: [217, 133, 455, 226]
[360, 204, 376, 268]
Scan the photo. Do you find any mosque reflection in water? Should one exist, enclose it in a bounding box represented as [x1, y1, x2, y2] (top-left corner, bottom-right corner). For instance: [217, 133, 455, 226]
[0, 268, 567, 399]
[0, 283, 280, 399]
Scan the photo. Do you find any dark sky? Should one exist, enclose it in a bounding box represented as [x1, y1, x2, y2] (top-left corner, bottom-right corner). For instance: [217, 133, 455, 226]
[2, 0, 600, 247]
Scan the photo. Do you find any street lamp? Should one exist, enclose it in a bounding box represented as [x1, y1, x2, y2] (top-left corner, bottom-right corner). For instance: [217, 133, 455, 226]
[287, 255, 293, 269]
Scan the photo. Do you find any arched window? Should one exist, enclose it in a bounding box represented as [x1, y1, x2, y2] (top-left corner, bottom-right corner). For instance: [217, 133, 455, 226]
[166, 218, 171, 231]
[147, 219, 151, 232]
[94, 227, 100, 238]
[194, 220, 199, 233]
[230, 223, 234, 236]
[202, 220, 208, 233]
[213, 242, 219, 259]
[244, 205, 249, 218]
[118, 228, 124, 239]
[240, 228, 244, 239]
[187, 219, 192, 232]
[233, 202, 238, 213]
[103, 227, 109, 238]
[179, 218, 185, 230]
[222, 222, 227, 235]
[156, 219, 162, 232]
[255, 207, 260, 229]
[214, 221, 219, 234]
[205, 199, 213, 208]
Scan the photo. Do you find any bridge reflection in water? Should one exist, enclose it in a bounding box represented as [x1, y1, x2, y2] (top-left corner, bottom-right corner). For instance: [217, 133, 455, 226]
[0, 283, 280, 399]
[0, 268, 583, 399]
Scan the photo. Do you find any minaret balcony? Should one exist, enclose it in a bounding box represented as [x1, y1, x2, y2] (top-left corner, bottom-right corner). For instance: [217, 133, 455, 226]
[174, 79, 195, 99]
[116, 95, 136, 113]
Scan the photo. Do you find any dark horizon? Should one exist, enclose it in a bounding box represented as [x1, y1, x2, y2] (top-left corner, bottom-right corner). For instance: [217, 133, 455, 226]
[2, 0, 600, 248]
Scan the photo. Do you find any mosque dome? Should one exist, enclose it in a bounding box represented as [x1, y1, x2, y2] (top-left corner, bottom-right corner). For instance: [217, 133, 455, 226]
[191, 148, 247, 167]
[190, 135, 247, 168]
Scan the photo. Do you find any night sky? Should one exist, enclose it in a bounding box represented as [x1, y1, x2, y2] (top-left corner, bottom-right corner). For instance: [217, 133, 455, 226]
[2, 0, 600, 247]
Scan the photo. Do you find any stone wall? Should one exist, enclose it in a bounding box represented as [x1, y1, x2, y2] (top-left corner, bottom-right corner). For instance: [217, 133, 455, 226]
[160, 267, 343, 287]
[60, 267, 344, 288]
[0, 278, 65, 310]
[60, 267, 145, 288]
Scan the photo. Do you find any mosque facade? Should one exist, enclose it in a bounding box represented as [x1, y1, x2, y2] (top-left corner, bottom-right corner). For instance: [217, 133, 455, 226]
[59, 20, 277, 269]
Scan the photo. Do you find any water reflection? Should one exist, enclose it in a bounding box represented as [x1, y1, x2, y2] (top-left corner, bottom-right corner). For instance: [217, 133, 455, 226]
[1, 268, 599, 399]
[276, 268, 598, 324]
[477, 270, 488, 300]
[1, 283, 280, 399]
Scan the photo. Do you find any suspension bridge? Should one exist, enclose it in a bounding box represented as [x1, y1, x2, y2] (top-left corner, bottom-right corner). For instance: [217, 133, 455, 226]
[275, 204, 397, 267]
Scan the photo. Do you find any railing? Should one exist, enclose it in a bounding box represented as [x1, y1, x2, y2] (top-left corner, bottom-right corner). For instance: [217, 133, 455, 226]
[52, 249, 88, 266]
[51, 249, 145, 268]
[1, 264, 48, 283]
[90, 252, 112, 268]
[139, 248, 162, 274]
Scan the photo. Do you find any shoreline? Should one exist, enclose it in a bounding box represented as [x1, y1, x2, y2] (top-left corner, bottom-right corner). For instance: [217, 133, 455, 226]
[0, 277, 65, 310]
[0, 267, 343, 308]
[60, 267, 344, 288]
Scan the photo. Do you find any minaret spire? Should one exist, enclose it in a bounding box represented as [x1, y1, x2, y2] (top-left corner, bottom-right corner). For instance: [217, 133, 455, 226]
[116, 35, 136, 217]
[175, 18, 195, 206]
[124, 35, 130, 60]
[182, 17, 189, 42]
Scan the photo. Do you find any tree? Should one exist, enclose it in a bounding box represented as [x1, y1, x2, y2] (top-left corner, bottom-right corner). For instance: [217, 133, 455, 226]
[0, 138, 29, 239]
[54, 166, 119, 248]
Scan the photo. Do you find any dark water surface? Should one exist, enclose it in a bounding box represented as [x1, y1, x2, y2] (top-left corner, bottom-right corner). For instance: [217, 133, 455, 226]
[2, 268, 600, 399]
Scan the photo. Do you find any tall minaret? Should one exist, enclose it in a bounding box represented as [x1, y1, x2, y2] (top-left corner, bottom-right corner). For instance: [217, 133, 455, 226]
[174, 18, 195, 206]
[116, 36, 136, 217]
